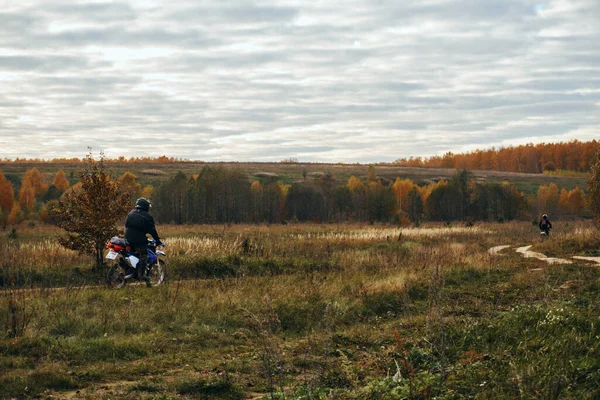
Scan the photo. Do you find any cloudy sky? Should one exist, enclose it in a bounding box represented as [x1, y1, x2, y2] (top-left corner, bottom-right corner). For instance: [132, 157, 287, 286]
[0, 0, 599, 162]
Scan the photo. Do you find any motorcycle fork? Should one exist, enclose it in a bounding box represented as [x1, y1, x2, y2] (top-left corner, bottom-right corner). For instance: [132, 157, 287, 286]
[120, 258, 135, 280]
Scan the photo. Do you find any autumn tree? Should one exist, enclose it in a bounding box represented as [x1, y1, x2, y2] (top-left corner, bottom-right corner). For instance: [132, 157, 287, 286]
[53, 169, 70, 191]
[347, 176, 367, 221]
[420, 180, 447, 206]
[0, 170, 14, 222]
[567, 187, 586, 216]
[23, 168, 48, 196]
[18, 181, 36, 214]
[8, 203, 24, 224]
[392, 177, 416, 212]
[395, 139, 599, 174]
[537, 183, 559, 218]
[53, 151, 131, 270]
[18, 168, 48, 216]
[558, 188, 570, 216]
[118, 171, 142, 202]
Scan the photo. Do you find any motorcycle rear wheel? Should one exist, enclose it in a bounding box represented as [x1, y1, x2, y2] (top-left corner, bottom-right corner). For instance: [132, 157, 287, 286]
[107, 263, 127, 289]
[148, 257, 166, 287]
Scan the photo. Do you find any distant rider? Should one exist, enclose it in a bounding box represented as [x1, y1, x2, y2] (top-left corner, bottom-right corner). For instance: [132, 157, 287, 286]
[125, 197, 163, 285]
[538, 214, 552, 236]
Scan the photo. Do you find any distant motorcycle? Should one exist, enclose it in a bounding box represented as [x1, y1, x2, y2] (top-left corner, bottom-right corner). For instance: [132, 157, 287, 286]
[540, 229, 550, 241]
[105, 237, 166, 288]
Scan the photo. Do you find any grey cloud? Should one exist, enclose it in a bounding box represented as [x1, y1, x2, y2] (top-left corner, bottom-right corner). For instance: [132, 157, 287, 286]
[1, 0, 599, 162]
[38, 27, 219, 48]
[42, 2, 137, 22]
[0, 55, 89, 72]
[0, 12, 36, 32]
[168, 4, 299, 24]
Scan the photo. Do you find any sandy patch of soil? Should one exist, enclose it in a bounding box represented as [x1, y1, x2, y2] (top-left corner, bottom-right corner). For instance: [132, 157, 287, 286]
[488, 245, 511, 255]
[516, 245, 572, 264]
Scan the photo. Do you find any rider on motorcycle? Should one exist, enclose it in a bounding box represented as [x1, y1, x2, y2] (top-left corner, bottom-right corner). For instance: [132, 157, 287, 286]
[125, 197, 163, 285]
[538, 214, 552, 236]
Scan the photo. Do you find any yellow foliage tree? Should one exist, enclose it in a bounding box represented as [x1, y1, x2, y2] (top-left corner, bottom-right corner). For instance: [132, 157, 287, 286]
[568, 187, 586, 216]
[22, 168, 48, 196]
[8, 203, 23, 225]
[52, 169, 70, 191]
[278, 183, 290, 219]
[140, 185, 154, 199]
[420, 180, 447, 205]
[537, 183, 559, 217]
[118, 172, 142, 198]
[558, 188, 570, 215]
[392, 177, 416, 212]
[251, 181, 262, 192]
[18, 168, 48, 215]
[18, 181, 36, 213]
[347, 176, 367, 221]
[347, 176, 365, 192]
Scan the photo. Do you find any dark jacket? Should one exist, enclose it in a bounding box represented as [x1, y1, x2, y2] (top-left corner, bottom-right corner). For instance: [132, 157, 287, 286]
[539, 218, 552, 230]
[125, 209, 161, 246]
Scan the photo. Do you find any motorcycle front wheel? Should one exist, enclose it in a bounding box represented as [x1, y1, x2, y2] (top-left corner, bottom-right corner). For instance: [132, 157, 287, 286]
[107, 263, 127, 289]
[148, 257, 166, 287]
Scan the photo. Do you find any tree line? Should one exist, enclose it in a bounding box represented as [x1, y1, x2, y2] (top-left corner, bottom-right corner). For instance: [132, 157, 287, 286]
[151, 166, 589, 225]
[0, 155, 185, 164]
[395, 139, 598, 174]
[0, 163, 593, 227]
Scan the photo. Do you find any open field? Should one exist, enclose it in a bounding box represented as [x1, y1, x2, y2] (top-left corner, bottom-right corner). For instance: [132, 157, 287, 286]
[0, 161, 589, 197]
[1, 221, 600, 399]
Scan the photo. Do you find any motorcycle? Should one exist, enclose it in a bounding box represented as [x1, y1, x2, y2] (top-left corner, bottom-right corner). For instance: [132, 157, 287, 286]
[540, 229, 550, 241]
[105, 236, 166, 288]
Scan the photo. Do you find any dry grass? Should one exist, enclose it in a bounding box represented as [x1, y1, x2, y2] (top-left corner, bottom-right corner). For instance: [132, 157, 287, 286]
[300, 226, 492, 241]
[1, 221, 599, 398]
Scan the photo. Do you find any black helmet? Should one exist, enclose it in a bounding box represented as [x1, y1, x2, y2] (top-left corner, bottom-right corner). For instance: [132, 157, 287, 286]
[135, 197, 152, 211]
[542, 214, 548, 219]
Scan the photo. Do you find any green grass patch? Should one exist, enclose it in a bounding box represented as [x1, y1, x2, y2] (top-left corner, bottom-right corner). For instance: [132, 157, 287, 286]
[176, 376, 244, 399]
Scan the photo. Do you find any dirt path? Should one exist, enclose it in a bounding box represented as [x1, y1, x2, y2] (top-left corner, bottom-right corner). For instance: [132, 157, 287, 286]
[488, 245, 511, 255]
[489, 244, 600, 265]
[515, 245, 573, 264]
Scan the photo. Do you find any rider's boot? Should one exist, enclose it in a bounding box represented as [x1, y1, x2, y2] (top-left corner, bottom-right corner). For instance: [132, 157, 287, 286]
[138, 251, 151, 287]
[139, 264, 151, 287]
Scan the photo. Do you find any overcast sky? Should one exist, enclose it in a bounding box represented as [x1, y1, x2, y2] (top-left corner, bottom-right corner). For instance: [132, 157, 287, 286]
[0, 0, 598, 162]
